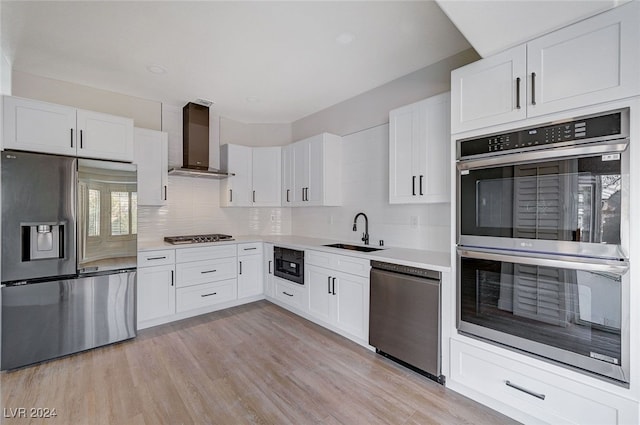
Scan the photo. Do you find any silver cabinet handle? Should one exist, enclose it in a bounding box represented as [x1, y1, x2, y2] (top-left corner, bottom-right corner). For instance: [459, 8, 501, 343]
[516, 77, 521, 109]
[147, 256, 166, 260]
[201, 269, 217, 274]
[283, 291, 293, 297]
[201, 292, 217, 298]
[531, 72, 537, 105]
[505, 380, 545, 400]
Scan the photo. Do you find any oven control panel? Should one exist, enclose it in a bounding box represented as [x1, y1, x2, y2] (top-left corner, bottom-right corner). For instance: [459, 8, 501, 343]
[459, 111, 623, 159]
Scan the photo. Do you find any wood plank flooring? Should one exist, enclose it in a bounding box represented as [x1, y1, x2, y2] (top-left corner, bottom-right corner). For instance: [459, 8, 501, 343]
[1, 301, 519, 425]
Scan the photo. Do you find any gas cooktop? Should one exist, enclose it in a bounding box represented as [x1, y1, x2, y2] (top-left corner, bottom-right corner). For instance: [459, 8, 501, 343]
[164, 234, 234, 245]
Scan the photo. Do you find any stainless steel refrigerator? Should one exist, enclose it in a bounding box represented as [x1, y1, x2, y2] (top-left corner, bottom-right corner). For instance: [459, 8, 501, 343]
[1, 151, 137, 370]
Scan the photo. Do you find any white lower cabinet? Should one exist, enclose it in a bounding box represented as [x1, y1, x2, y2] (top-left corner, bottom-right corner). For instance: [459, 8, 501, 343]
[137, 264, 176, 324]
[136, 249, 176, 327]
[264, 243, 274, 298]
[273, 277, 307, 310]
[449, 338, 639, 425]
[176, 279, 237, 313]
[237, 242, 264, 299]
[306, 250, 370, 342]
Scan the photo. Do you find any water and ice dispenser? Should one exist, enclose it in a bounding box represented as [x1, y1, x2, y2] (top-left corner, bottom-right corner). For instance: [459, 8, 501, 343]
[22, 223, 64, 261]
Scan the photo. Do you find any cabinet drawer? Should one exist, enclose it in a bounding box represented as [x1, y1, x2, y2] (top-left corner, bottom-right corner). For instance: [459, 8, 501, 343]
[138, 249, 175, 267]
[451, 339, 634, 425]
[306, 250, 370, 277]
[176, 244, 237, 263]
[237, 242, 263, 256]
[176, 279, 237, 313]
[274, 278, 307, 310]
[176, 257, 237, 287]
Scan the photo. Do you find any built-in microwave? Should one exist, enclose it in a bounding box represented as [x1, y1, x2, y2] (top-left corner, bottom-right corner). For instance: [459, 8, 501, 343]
[457, 109, 629, 260]
[274, 246, 304, 285]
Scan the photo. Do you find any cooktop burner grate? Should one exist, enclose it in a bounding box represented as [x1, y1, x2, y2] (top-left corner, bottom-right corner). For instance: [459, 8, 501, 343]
[164, 234, 234, 244]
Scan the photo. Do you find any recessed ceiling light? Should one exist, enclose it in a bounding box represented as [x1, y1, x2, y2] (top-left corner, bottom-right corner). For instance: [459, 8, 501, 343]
[336, 32, 355, 45]
[246, 96, 260, 103]
[146, 64, 167, 74]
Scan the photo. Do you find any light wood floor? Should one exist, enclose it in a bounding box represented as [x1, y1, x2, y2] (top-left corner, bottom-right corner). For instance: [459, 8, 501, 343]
[1, 301, 519, 425]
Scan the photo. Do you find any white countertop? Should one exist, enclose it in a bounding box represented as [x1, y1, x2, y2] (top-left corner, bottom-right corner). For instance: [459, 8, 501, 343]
[139, 235, 451, 272]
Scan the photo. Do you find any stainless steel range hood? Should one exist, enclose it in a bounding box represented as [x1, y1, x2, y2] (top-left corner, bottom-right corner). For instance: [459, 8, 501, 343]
[168, 102, 234, 179]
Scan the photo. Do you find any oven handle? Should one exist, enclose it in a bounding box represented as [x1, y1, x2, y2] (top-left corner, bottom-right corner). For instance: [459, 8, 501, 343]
[457, 138, 628, 171]
[457, 248, 629, 274]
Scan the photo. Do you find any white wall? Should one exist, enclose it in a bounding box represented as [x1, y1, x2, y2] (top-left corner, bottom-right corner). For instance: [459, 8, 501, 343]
[220, 117, 292, 147]
[291, 48, 478, 141]
[291, 124, 450, 252]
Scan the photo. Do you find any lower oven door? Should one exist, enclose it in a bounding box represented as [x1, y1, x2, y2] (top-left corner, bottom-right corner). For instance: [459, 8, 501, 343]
[457, 247, 629, 383]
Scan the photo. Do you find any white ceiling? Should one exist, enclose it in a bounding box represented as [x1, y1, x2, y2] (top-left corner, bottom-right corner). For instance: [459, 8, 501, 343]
[1, 1, 472, 124]
[436, 0, 630, 58]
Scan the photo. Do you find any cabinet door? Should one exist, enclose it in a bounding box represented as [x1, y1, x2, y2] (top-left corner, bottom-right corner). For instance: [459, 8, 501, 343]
[334, 271, 368, 339]
[307, 264, 333, 324]
[3, 96, 77, 156]
[281, 145, 294, 206]
[220, 144, 252, 207]
[292, 140, 309, 205]
[238, 254, 263, 298]
[137, 264, 176, 323]
[451, 45, 527, 134]
[306, 135, 325, 205]
[417, 93, 450, 203]
[527, 2, 640, 118]
[134, 128, 168, 206]
[389, 103, 418, 204]
[264, 243, 274, 298]
[76, 109, 134, 162]
[252, 146, 281, 206]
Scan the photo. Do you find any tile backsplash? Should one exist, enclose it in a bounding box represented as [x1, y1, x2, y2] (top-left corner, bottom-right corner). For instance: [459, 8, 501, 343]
[291, 123, 451, 252]
[137, 177, 291, 246]
[139, 123, 450, 253]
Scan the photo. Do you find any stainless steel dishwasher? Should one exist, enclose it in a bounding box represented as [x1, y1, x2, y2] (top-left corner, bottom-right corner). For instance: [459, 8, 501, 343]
[369, 260, 444, 384]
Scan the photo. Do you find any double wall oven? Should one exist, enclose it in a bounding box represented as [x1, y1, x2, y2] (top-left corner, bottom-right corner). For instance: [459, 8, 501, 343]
[456, 109, 630, 383]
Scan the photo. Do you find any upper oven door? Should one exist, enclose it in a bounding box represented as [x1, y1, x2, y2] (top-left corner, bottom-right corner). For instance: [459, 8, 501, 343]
[457, 110, 629, 260]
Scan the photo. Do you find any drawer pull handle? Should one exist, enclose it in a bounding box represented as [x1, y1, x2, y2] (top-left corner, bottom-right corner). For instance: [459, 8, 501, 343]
[201, 269, 217, 274]
[505, 380, 546, 400]
[201, 292, 217, 298]
[283, 291, 293, 297]
[147, 256, 167, 260]
[243, 247, 257, 251]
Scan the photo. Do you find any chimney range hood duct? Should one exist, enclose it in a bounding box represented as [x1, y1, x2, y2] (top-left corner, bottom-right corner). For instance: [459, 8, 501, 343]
[168, 102, 234, 179]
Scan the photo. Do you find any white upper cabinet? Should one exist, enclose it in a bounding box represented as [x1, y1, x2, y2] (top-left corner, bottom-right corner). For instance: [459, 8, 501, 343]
[251, 147, 281, 207]
[451, 46, 527, 134]
[389, 92, 450, 204]
[289, 133, 342, 207]
[220, 144, 281, 207]
[3, 96, 134, 162]
[134, 127, 168, 206]
[281, 144, 294, 206]
[220, 144, 252, 207]
[76, 109, 134, 162]
[451, 1, 640, 134]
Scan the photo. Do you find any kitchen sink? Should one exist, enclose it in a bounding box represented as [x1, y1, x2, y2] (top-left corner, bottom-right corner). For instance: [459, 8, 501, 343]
[323, 243, 383, 252]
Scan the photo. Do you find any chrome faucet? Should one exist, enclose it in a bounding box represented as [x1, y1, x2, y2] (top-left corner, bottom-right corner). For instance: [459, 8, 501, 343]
[353, 212, 369, 245]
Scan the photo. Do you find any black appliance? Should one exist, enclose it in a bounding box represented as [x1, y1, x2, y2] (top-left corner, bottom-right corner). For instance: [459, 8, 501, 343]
[274, 246, 304, 285]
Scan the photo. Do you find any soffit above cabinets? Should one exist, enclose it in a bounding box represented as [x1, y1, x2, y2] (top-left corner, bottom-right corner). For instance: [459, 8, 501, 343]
[435, 0, 631, 58]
